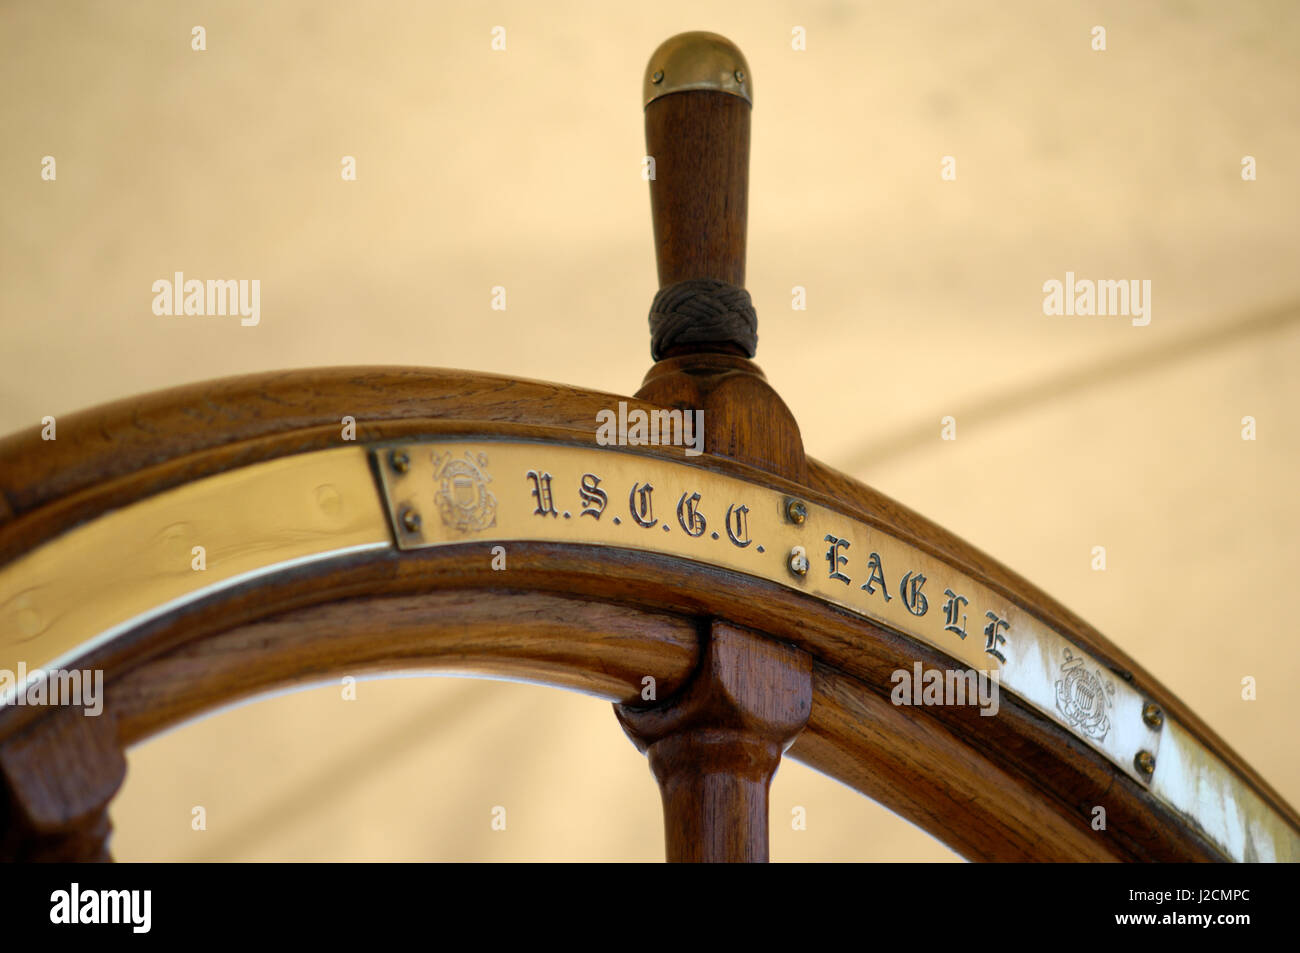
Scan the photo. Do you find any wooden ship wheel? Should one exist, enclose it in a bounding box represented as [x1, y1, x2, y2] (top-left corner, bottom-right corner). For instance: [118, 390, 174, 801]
[1, 32, 1296, 864]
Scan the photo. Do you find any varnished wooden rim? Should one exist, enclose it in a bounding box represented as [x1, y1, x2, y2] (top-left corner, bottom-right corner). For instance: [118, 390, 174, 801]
[1, 367, 1296, 861]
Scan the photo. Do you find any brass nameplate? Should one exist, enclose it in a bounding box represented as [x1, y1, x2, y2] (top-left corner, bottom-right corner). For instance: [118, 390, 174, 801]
[373, 439, 1160, 785]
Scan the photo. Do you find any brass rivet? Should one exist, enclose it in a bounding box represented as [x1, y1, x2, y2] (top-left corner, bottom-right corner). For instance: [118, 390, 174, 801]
[788, 546, 809, 576]
[652, 69, 664, 84]
[1142, 703, 1164, 730]
[400, 507, 421, 533]
[389, 450, 410, 474]
[785, 499, 807, 524]
[1134, 750, 1156, 777]
[734, 69, 745, 83]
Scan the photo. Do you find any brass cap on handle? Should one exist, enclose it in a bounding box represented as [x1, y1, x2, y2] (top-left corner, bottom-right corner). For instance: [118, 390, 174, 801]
[643, 31, 752, 108]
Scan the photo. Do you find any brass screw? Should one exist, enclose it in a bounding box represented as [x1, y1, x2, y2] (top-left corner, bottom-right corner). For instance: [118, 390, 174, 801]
[1142, 703, 1164, 730]
[785, 499, 807, 524]
[788, 546, 809, 576]
[400, 507, 421, 533]
[734, 69, 745, 83]
[651, 69, 664, 84]
[1134, 750, 1156, 777]
[389, 450, 410, 474]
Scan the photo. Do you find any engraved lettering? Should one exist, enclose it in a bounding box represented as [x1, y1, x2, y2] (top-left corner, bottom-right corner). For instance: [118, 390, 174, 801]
[860, 551, 892, 601]
[578, 473, 607, 519]
[983, 611, 1009, 663]
[942, 588, 969, 640]
[525, 470, 559, 518]
[824, 535, 850, 584]
[725, 504, 752, 547]
[629, 482, 657, 528]
[899, 571, 928, 616]
[676, 492, 707, 538]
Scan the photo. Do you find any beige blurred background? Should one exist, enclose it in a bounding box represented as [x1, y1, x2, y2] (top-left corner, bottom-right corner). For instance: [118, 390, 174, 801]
[1, 0, 1297, 861]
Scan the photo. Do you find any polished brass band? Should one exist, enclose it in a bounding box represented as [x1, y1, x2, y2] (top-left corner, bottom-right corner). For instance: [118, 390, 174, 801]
[0, 439, 1294, 862]
[644, 31, 752, 107]
[0, 448, 390, 691]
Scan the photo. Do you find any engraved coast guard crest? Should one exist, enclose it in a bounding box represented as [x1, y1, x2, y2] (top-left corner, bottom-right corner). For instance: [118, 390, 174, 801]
[432, 451, 497, 533]
[1055, 648, 1115, 741]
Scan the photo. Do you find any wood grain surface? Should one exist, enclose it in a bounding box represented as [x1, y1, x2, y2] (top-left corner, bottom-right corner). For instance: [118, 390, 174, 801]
[645, 90, 750, 289]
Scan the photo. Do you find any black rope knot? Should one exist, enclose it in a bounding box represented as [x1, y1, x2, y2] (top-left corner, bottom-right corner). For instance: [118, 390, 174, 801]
[648, 279, 758, 361]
